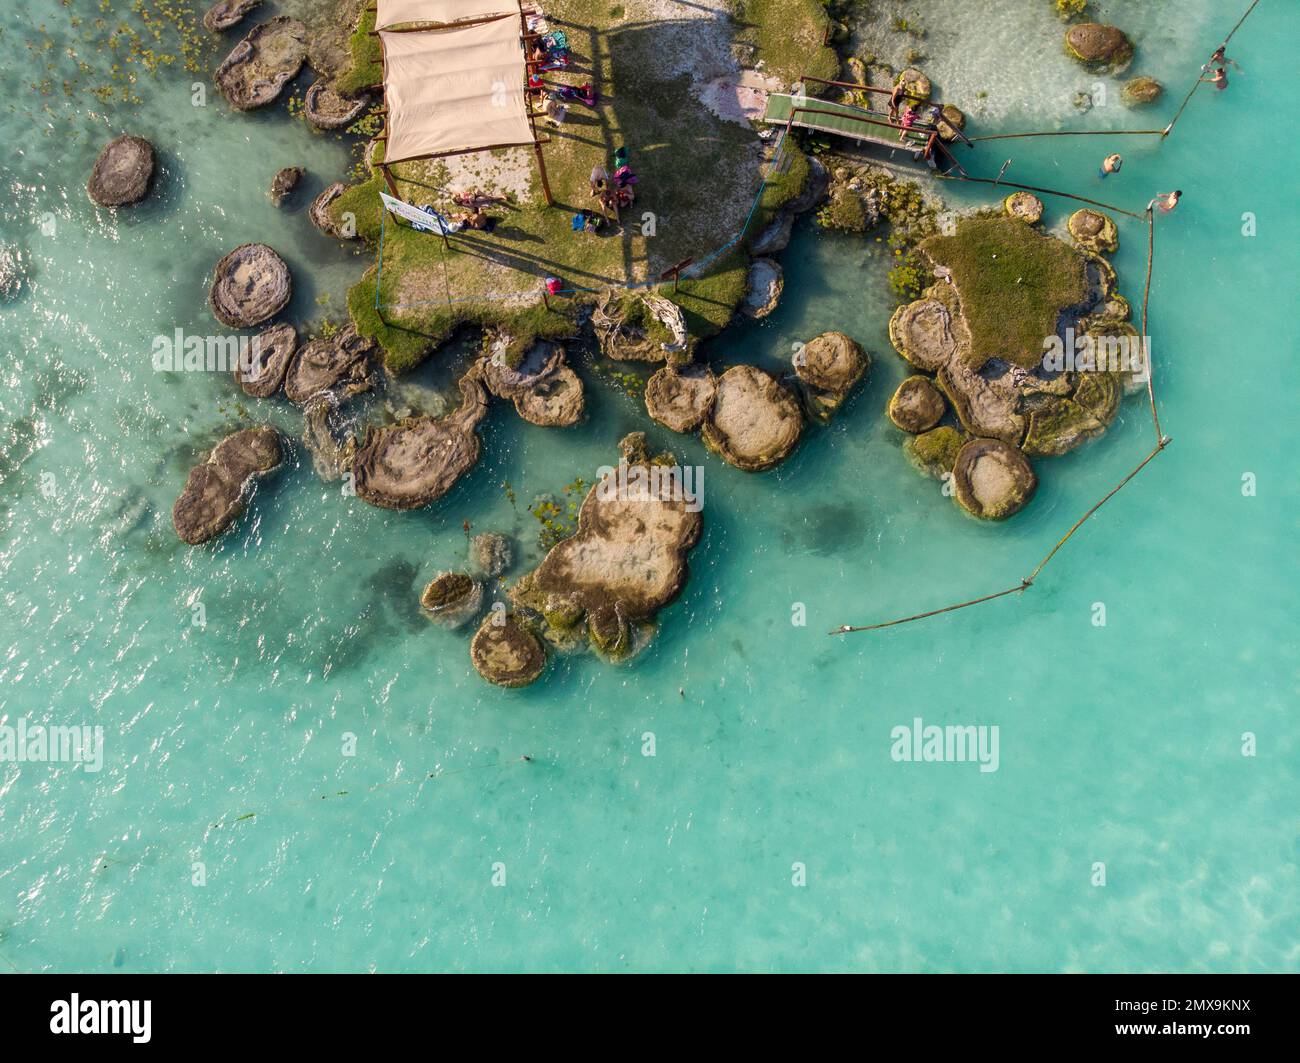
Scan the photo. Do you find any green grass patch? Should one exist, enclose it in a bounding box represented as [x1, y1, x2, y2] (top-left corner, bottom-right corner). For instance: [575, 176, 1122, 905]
[919, 216, 1090, 369]
[336, 7, 382, 97]
[731, 0, 839, 85]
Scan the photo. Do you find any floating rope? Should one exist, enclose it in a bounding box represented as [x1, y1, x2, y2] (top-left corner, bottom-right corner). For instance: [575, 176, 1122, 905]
[934, 171, 1146, 219]
[967, 129, 1166, 143]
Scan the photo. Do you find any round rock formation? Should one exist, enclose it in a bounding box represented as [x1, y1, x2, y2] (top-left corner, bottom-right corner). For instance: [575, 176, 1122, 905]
[951, 438, 1037, 520]
[86, 135, 156, 207]
[701, 364, 803, 471]
[172, 426, 282, 544]
[645, 363, 717, 434]
[215, 16, 309, 111]
[209, 243, 292, 328]
[233, 321, 297, 398]
[888, 375, 946, 433]
[470, 613, 547, 688]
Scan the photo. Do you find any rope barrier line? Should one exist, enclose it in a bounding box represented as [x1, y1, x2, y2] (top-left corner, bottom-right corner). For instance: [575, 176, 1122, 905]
[967, 129, 1166, 143]
[934, 172, 1146, 219]
[1139, 210, 1163, 443]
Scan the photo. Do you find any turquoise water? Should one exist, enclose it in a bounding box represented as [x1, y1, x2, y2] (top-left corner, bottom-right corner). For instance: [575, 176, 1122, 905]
[0, 0, 1295, 972]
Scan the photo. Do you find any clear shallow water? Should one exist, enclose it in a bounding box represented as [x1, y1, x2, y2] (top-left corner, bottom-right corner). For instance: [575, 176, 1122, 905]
[0, 1, 1296, 972]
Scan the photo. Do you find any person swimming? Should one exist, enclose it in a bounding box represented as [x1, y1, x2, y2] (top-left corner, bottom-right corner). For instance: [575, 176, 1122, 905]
[1200, 66, 1228, 90]
[1100, 153, 1123, 178]
[1147, 190, 1182, 213]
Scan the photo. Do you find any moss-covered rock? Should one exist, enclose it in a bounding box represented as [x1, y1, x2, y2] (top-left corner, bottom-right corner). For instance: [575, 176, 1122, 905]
[1021, 398, 1106, 457]
[952, 438, 1037, 520]
[470, 612, 546, 688]
[1064, 23, 1134, 73]
[904, 425, 967, 479]
[1122, 76, 1163, 107]
[937, 104, 965, 143]
[1004, 191, 1044, 225]
[1067, 208, 1119, 254]
[888, 375, 946, 433]
[896, 67, 932, 101]
[420, 572, 483, 628]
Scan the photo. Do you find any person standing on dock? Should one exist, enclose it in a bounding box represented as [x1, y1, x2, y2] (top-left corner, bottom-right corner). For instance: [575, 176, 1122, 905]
[1100, 153, 1123, 179]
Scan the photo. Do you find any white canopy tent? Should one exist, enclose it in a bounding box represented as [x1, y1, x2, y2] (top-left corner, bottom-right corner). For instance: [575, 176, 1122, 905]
[373, 0, 514, 30]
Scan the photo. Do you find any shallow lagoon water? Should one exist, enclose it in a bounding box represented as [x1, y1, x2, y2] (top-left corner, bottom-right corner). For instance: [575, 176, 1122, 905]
[0, 1, 1296, 972]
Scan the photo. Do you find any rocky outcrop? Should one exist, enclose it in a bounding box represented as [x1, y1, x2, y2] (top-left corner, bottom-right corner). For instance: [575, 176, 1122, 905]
[203, 0, 261, 32]
[820, 167, 882, 234]
[888, 375, 946, 433]
[209, 243, 292, 328]
[936, 359, 1026, 445]
[896, 67, 932, 101]
[469, 533, 513, 578]
[172, 426, 282, 544]
[888, 297, 959, 372]
[936, 104, 965, 143]
[784, 156, 829, 214]
[701, 364, 802, 471]
[951, 438, 1037, 520]
[750, 210, 794, 256]
[352, 370, 488, 510]
[793, 331, 869, 422]
[645, 363, 716, 433]
[509, 438, 703, 662]
[481, 338, 584, 426]
[420, 572, 483, 628]
[215, 16, 308, 111]
[269, 166, 303, 206]
[301, 394, 355, 481]
[284, 324, 374, 405]
[740, 258, 783, 318]
[304, 79, 368, 129]
[86, 135, 155, 207]
[470, 612, 547, 687]
[1067, 208, 1119, 254]
[1122, 76, 1163, 107]
[233, 321, 297, 397]
[309, 182, 352, 238]
[1064, 23, 1134, 73]
[591, 290, 690, 362]
[1004, 191, 1043, 224]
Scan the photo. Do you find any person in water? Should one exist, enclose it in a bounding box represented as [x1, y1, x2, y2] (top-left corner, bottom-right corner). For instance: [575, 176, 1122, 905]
[1148, 190, 1182, 213]
[1100, 153, 1123, 178]
[1204, 45, 1242, 73]
[1200, 66, 1229, 90]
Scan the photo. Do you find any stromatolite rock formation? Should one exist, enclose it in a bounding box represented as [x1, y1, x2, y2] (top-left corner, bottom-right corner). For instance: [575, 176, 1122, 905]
[304, 79, 368, 129]
[420, 572, 483, 628]
[172, 426, 282, 544]
[310, 182, 353, 238]
[86, 135, 155, 207]
[284, 324, 375, 405]
[301, 394, 356, 481]
[896, 67, 932, 101]
[470, 612, 547, 687]
[888, 375, 946, 433]
[203, 0, 262, 32]
[1122, 76, 1163, 107]
[1064, 23, 1134, 73]
[888, 297, 960, 372]
[1067, 208, 1119, 254]
[469, 533, 513, 578]
[750, 211, 794, 256]
[591, 290, 690, 362]
[481, 338, 584, 427]
[352, 370, 488, 510]
[701, 364, 803, 471]
[209, 243, 292, 328]
[793, 331, 869, 422]
[951, 438, 1037, 520]
[904, 426, 966, 479]
[270, 166, 304, 206]
[740, 258, 783, 318]
[645, 363, 717, 433]
[215, 16, 308, 111]
[509, 439, 703, 661]
[1004, 191, 1043, 224]
[233, 321, 297, 397]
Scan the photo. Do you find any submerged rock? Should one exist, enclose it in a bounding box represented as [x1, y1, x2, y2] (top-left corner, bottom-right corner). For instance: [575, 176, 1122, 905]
[701, 364, 803, 471]
[304, 79, 369, 129]
[209, 243, 292, 328]
[284, 324, 374, 405]
[793, 331, 869, 423]
[740, 258, 783, 319]
[352, 370, 488, 510]
[203, 0, 262, 33]
[172, 426, 282, 544]
[1067, 208, 1119, 254]
[469, 533, 513, 578]
[301, 394, 356, 480]
[86, 135, 156, 208]
[233, 321, 297, 397]
[1004, 191, 1043, 224]
[1064, 23, 1134, 73]
[0, 245, 25, 300]
[215, 16, 308, 111]
[951, 438, 1037, 520]
[470, 612, 547, 688]
[509, 444, 703, 661]
[645, 363, 717, 433]
[1122, 76, 1163, 107]
[269, 166, 304, 206]
[888, 375, 946, 433]
[420, 572, 483, 628]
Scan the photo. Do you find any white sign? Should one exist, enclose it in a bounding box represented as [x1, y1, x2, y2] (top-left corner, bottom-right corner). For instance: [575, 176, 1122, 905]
[380, 192, 450, 235]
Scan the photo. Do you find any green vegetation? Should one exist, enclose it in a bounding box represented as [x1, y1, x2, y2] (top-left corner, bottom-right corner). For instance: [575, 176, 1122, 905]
[919, 216, 1089, 369]
[732, 0, 839, 84]
[336, 6, 382, 96]
[331, 0, 813, 372]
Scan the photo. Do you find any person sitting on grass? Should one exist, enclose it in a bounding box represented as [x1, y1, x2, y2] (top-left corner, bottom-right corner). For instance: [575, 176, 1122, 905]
[454, 208, 495, 232]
